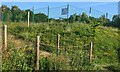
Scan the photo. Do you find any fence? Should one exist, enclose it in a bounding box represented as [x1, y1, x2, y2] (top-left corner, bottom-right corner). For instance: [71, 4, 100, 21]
[1, 4, 118, 70]
[1, 23, 94, 70]
[1, 4, 114, 23]
[34, 4, 113, 19]
[0, 22, 2, 71]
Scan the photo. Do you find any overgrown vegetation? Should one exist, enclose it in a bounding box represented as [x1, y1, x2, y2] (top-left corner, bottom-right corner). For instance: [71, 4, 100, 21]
[1, 4, 120, 71]
[2, 22, 119, 71]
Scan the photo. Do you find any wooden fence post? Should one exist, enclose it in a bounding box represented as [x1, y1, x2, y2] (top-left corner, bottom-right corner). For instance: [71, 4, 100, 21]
[57, 34, 60, 55]
[36, 36, 40, 70]
[28, 11, 30, 27]
[4, 25, 7, 50]
[0, 38, 1, 71]
[90, 42, 93, 63]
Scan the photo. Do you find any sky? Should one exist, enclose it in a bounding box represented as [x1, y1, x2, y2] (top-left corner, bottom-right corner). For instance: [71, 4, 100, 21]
[1, 2, 119, 19]
[0, 0, 120, 2]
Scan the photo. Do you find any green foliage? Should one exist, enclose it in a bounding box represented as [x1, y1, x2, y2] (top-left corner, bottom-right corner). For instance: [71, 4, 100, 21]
[2, 43, 35, 70]
[80, 12, 90, 23]
[112, 15, 120, 27]
[11, 5, 22, 22]
[3, 22, 119, 70]
[1, 5, 11, 22]
[34, 13, 48, 22]
[69, 13, 79, 22]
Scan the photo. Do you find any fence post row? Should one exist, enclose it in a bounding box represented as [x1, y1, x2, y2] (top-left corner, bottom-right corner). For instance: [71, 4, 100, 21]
[90, 42, 93, 63]
[36, 36, 40, 70]
[57, 34, 60, 55]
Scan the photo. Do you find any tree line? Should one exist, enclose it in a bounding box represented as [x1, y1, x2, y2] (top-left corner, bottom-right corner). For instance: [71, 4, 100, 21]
[0, 5, 120, 27]
[0, 5, 48, 22]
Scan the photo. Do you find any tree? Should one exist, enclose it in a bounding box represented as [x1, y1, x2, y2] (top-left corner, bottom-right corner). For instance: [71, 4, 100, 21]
[89, 16, 98, 24]
[80, 12, 90, 23]
[11, 5, 22, 22]
[69, 13, 81, 23]
[69, 13, 77, 22]
[1, 5, 11, 22]
[34, 13, 48, 23]
[75, 15, 81, 22]
[22, 9, 34, 22]
[112, 15, 120, 27]
[98, 15, 109, 25]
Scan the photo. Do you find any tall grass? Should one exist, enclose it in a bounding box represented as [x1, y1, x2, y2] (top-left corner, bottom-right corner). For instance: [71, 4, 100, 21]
[2, 22, 119, 70]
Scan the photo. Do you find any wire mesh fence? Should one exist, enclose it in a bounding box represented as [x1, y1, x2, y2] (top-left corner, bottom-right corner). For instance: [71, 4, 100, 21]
[36, 4, 113, 19]
[0, 4, 114, 23]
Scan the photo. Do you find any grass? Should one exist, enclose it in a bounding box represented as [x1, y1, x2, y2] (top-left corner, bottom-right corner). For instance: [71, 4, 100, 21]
[1, 22, 120, 70]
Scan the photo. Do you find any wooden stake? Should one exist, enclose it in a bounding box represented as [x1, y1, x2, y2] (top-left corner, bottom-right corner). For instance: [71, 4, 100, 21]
[28, 11, 30, 27]
[4, 25, 7, 50]
[36, 36, 40, 70]
[90, 42, 93, 63]
[57, 34, 60, 55]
